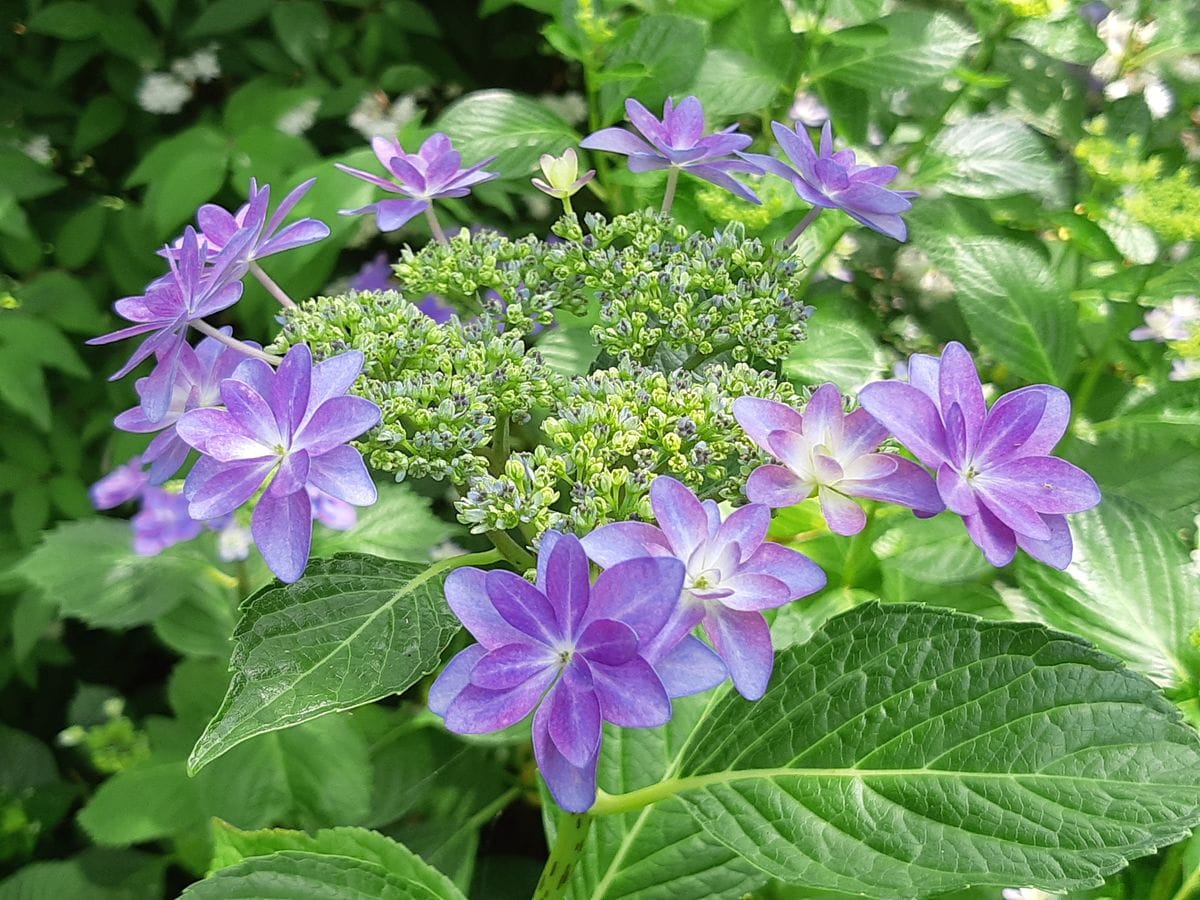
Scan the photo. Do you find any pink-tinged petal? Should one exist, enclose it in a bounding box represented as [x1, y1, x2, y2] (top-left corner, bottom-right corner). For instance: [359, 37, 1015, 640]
[765, 430, 815, 479]
[576, 618, 638, 667]
[1016, 513, 1074, 569]
[428, 644, 486, 716]
[739, 542, 826, 600]
[307, 350, 365, 411]
[650, 476, 708, 560]
[545, 670, 601, 768]
[176, 407, 264, 460]
[745, 464, 811, 507]
[936, 463, 979, 516]
[907, 354, 940, 401]
[445, 667, 557, 734]
[844, 456, 944, 514]
[581, 521, 672, 568]
[938, 342, 986, 456]
[544, 532, 591, 637]
[963, 506, 1018, 567]
[976, 484, 1051, 541]
[818, 486, 867, 536]
[444, 567, 526, 648]
[252, 487, 313, 583]
[220, 379, 281, 445]
[270, 450, 310, 497]
[588, 556, 685, 644]
[579, 126, 657, 157]
[977, 385, 1072, 465]
[370, 136, 402, 170]
[532, 701, 599, 813]
[771, 120, 819, 183]
[811, 452, 844, 485]
[703, 606, 774, 701]
[701, 500, 722, 540]
[341, 198, 429, 232]
[858, 380, 949, 469]
[307, 445, 377, 506]
[714, 503, 770, 563]
[841, 452, 898, 481]
[652, 636, 727, 698]
[257, 219, 330, 257]
[273, 344, 313, 440]
[719, 572, 792, 611]
[979, 457, 1101, 515]
[485, 570, 559, 645]
[334, 162, 403, 194]
[294, 396, 380, 454]
[184, 457, 275, 519]
[469, 643, 558, 690]
[732, 396, 805, 451]
[589, 655, 670, 727]
[840, 408, 889, 459]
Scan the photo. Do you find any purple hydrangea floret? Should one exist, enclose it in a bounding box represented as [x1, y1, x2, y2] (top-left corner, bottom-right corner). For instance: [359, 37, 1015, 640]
[87, 227, 252, 422]
[859, 342, 1101, 568]
[131, 487, 206, 555]
[429, 532, 715, 812]
[90, 455, 151, 510]
[176, 343, 380, 582]
[582, 476, 826, 701]
[336, 133, 498, 232]
[580, 96, 763, 204]
[164, 178, 329, 266]
[745, 121, 916, 240]
[734, 384, 944, 535]
[113, 329, 257, 485]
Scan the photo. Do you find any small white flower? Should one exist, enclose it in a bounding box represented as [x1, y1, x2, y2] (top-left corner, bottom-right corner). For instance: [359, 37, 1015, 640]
[277, 97, 321, 136]
[539, 92, 588, 125]
[1130, 295, 1200, 342]
[20, 134, 53, 165]
[1143, 78, 1174, 119]
[1169, 358, 1200, 382]
[137, 72, 192, 114]
[787, 90, 829, 128]
[348, 93, 420, 140]
[172, 45, 220, 83]
[217, 522, 253, 562]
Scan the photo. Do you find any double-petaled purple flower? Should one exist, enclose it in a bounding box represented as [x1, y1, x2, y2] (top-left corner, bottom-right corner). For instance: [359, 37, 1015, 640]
[859, 342, 1101, 568]
[336, 133, 498, 232]
[582, 476, 825, 700]
[88, 227, 253, 422]
[580, 96, 763, 205]
[112, 329, 256, 485]
[734, 384, 944, 535]
[176, 344, 380, 582]
[430, 532, 711, 812]
[746, 121, 915, 240]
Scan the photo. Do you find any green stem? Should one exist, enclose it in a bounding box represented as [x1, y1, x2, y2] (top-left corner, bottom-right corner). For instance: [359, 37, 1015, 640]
[250, 262, 297, 309]
[434, 547, 504, 575]
[796, 222, 849, 294]
[490, 417, 511, 477]
[1172, 853, 1200, 900]
[533, 813, 592, 900]
[681, 339, 738, 372]
[660, 167, 680, 216]
[841, 503, 874, 587]
[486, 529, 536, 571]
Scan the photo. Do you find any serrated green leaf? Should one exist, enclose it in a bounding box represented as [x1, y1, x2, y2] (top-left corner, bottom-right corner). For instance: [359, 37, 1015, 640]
[311, 482, 452, 561]
[437, 90, 578, 178]
[690, 48, 781, 117]
[592, 604, 1200, 897]
[813, 10, 976, 89]
[598, 15, 708, 122]
[924, 115, 1063, 203]
[936, 236, 1077, 384]
[188, 554, 464, 773]
[784, 318, 883, 393]
[1008, 498, 1200, 687]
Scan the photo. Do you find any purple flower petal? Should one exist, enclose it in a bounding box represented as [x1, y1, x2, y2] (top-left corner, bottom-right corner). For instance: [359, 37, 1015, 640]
[843, 456, 944, 514]
[580, 521, 672, 568]
[341, 198, 430, 232]
[979, 456, 1101, 515]
[739, 541, 826, 600]
[719, 572, 793, 611]
[703, 606, 774, 701]
[220, 379, 283, 448]
[307, 445, 377, 506]
[252, 486, 313, 583]
[818, 486, 868, 535]
[257, 219, 330, 257]
[575, 618, 638, 667]
[176, 407, 267, 461]
[184, 456, 274, 519]
[270, 451, 310, 497]
[858, 381, 949, 469]
[428, 644, 486, 716]
[308, 350, 365, 411]
[652, 635, 727, 698]
[588, 655, 671, 727]
[838, 181, 913, 215]
[446, 667, 557, 734]
[1015, 513, 1074, 570]
[840, 408, 890, 459]
[272, 344, 313, 440]
[713, 503, 770, 564]
[650, 476, 709, 560]
[686, 164, 761, 204]
[544, 669, 601, 768]
[444, 567, 528, 648]
[544, 532, 591, 637]
[963, 505, 1018, 567]
[532, 701, 599, 813]
[976, 385, 1072, 464]
[578, 127, 657, 157]
[294, 396, 380, 455]
[937, 342, 986, 460]
[732, 396, 805, 452]
[745, 464, 811, 507]
[335, 163, 405, 194]
[469, 643, 558, 691]
[587, 556, 685, 644]
[936, 463, 979, 516]
[485, 570, 560, 646]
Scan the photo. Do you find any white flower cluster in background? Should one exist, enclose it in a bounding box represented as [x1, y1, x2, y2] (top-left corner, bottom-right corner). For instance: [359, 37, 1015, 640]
[348, 92, 420, 139]
[136, 45, 220, 115]
[277, 98, 322, 136]
[1092, 12, 1173, 119]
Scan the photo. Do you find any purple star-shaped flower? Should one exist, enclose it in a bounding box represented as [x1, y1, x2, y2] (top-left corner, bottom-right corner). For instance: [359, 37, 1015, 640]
[87, 227, 253, 422]
[336, 133, 498, 232]
[582, 476, 826, 700]
[734, 384, 944, 536]
[113, 329, 258, 485]
[580, 96, 763, 204]
[745, 121, 915, 240]
[176, 343, 381, 582]
[859, 342, 1101, 568]
[165, 178, 330, 266]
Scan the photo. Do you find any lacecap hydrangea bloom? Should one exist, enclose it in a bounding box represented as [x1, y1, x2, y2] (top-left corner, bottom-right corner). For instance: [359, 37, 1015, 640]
[430, 532, 718, 812]
[859, 342, 1101, 568]
[734, 384, 944, 535]
[582, 476, 826, 700]
[176, 343, 381, 582]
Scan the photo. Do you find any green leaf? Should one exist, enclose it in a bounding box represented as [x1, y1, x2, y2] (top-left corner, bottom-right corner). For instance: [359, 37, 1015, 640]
[188, 554, 463, 773]
[1008, 498, 1200, 687]
[0, 150, 66, 201]
[437, 90, 578, 178]
[73, 95, 128, 156]
[312, 482, 452, 561]
[14, 270, 105, 333]
[1013, 13, 1106, 65]
[78, 762, 208, 845]
[0, 850, 165, 899]
[784, 318, 883, 393]
[55, 203, 108, 269]
[208, 822, 465, 899]
[600, 603, 1200, 897]
[271, 717, 372, 828]
[598, 15, 708, 122]
[26, 2, 104, 39]
[125, 126, 225, 188]
[187, 0, 273, 37]
[935, 236, 1077, 384]
[813, 11, 976, 89]
[145, 146, 230, 239]
[924, 115, 1063, 203]
[689, 49, 781, 118]
[184, 850, 460, 899]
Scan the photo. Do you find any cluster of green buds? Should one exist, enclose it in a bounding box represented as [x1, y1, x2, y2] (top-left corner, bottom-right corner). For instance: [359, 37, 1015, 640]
[272, 291, 562, 482]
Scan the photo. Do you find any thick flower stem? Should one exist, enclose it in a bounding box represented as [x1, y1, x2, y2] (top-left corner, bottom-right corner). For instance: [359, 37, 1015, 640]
[425, 205, 449, 245]
[533, 813, 592, 900]
[486, 529, 536, 571]
[250, 262, 297, 309]
[190, 319, 283, 365]
[784, 206, 823, 247]
[660, 167, 680, 216]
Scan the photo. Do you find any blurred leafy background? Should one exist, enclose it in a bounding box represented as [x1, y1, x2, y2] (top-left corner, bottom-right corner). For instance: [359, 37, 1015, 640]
[2, 0, 1199, 897]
